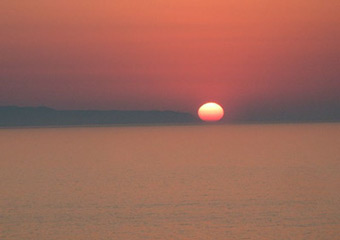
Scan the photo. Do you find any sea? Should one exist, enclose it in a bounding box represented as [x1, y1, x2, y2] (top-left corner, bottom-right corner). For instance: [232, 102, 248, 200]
[1, 123, 339, 239]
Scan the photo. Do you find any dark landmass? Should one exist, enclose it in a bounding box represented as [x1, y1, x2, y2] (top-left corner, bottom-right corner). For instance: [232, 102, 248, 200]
[0, 106, 198, 127]
[1, 104, 339, 127]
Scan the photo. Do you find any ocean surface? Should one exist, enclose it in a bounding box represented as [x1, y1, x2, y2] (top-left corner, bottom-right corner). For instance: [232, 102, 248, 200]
[1, 123, 339, 239]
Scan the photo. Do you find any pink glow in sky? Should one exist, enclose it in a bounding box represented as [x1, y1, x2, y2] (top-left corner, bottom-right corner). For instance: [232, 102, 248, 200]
[1, 1, 339, 118]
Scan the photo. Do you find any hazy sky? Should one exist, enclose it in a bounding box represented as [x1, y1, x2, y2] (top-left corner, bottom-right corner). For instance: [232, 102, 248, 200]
[1, 0, 339, 118]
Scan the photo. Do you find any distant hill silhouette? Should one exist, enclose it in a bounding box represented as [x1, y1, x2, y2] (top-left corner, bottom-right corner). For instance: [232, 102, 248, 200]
[1, 104, 339, 127]
[0, 106, 198, 127]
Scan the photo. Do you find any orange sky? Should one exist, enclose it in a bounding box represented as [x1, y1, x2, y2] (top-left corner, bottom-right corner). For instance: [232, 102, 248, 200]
[1, 0, 339, 118]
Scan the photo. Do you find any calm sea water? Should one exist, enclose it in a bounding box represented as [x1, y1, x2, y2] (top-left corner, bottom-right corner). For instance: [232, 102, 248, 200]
[1, 123, 339, 239]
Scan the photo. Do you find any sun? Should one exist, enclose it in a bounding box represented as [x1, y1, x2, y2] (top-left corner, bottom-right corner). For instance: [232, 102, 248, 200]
[198, 102, 224, 122]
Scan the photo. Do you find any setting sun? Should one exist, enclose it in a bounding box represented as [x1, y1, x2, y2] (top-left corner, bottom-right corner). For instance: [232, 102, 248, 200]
[198, 102, 224, 122]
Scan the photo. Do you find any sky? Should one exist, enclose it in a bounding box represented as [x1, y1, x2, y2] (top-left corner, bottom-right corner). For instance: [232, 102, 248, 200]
[1, 0, 339, 119]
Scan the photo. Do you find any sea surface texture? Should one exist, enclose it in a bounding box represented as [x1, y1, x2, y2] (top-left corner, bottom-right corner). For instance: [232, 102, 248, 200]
[1, 124, 339, 239]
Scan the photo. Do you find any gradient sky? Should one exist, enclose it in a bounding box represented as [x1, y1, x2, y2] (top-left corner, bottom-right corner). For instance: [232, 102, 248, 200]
[1, 0, 339, 118]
